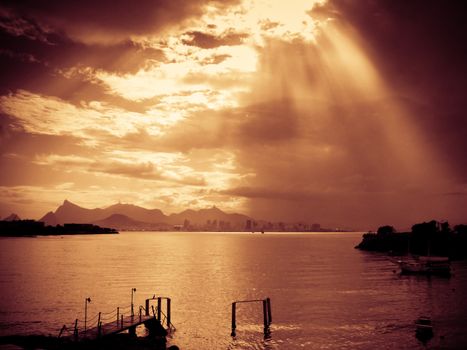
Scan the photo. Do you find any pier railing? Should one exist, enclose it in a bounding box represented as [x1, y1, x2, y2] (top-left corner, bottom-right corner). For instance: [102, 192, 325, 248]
[140, 296, 176, 332]
[58, 295, 175, 341]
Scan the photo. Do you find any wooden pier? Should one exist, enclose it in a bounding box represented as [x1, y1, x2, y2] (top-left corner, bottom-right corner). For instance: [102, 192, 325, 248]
[59, 296, 175, 342]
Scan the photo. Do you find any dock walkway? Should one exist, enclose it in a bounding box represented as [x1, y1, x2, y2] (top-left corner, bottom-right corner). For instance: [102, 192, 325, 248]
[59, 296, 175, 342]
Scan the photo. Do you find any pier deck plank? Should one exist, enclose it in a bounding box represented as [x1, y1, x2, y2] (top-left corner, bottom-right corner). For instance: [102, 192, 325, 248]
[75, 315, 155, 340]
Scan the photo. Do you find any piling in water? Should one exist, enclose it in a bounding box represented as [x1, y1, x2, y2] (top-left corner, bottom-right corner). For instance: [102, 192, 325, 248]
[230, 298, 272, 338]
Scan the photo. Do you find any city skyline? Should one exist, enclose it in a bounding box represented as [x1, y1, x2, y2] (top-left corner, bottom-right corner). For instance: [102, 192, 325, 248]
[1, 0, 466, 230]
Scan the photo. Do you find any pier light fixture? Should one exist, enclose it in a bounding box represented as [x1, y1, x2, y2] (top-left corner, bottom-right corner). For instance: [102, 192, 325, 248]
[131, 288, 137, 317]
[84, 297, 91, 333]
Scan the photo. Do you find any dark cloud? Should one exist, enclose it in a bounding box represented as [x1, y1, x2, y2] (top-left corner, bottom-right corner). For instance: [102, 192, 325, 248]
[222, 186, 317, 201]
[0, 19, 166, 109]
[0, 114, 85, 156]
[0, 18, 166, 75]
[200, 54, 231, 65]
[0, 0, 239, 43]
[312, 0, 467, 181]
[182, 30, 248, 49]
[89, 160, 206, 186]
[322, 0, 467, 98]
[0, 115, 95, 186]
[0, 0, 240, 108]
[0, 8, 51, 42]
[0, 53, 147, 112]
[91, 161, 158, 180]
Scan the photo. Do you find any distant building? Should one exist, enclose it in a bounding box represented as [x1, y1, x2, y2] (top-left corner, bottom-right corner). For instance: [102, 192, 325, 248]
[311, 223, 321, 232]
[219, 220, 231, 231]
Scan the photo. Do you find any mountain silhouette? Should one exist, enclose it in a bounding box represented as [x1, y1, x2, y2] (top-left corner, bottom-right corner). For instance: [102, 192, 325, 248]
[3, 213, 20, 221]
[53, 199, 105, 223]
[92, 214, 171, 231]
[40, 211, 58, 226]
[102, 203, 166, 223]
[38, 200, 251, 230]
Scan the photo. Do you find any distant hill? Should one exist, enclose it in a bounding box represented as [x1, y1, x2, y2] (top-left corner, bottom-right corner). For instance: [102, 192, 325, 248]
[39, 211, 58, 226]
[92, 214, 171, 231]
[93, 213, 142, 228]
[38, 200, 251, 231]
[3, 213, 20, 221]
[101, 203, 166, 223]
[168, 206, 250, 226]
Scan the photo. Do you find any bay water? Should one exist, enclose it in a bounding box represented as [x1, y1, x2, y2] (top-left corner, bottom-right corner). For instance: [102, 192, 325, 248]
[1, 232, 466, 349]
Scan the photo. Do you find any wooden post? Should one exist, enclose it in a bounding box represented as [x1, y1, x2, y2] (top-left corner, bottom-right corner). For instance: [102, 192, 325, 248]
[151, 305, 156, 317]
[263, 299, 270, 336]
[231, 302, 236, 337]
[229, 298, 271, 338]
[117, 307, 119, 326]
[58, 325, 66, 338]
[266, 297, 272, 325]
[167, 298, 171, 327]
[139, 307, 142, 322]
[145, 299, 150, 316]
[74, 319, 78, 340]
[157, 297, 162, 321]
[121, 314, 124, 329]
[97, 312, 101, 337]
[131, 288, 136, 318]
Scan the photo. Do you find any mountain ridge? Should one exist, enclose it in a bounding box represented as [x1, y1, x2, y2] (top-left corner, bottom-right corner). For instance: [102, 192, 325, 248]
[3, 213, 21, 221]
[39, 200, 251, 231]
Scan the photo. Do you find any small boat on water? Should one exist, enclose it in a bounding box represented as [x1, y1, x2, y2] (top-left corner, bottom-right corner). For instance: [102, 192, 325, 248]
[396, 256, 451, 276]
[415, 316, 433, 343]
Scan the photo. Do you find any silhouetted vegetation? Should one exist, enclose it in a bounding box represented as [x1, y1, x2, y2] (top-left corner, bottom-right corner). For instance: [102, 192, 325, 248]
[377, 225, 396, 236]
[0, 332, 170, 350]
[0, 220, 118, 236]
[355, 220, 467, 259]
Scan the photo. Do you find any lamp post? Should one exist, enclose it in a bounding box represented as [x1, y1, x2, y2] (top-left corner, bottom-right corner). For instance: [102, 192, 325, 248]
[131, 288, 136, 317]
[84, 297, 91, 333]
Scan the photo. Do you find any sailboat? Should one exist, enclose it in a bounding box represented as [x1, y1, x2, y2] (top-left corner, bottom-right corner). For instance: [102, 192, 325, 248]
[397, 255, 451, 276]
[395, 238, 451, 276]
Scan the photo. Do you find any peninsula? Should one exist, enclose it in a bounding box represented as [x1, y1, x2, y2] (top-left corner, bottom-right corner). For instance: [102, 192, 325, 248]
[355, 220, 467, 260]
[0, 219, 118, 237]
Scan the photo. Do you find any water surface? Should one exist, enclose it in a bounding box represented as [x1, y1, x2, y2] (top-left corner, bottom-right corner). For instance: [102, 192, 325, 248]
[1, 232, 466, 349]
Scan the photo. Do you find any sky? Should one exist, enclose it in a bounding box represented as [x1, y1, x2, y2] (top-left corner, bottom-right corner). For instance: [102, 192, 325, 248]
[0, 0, 466, 230]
